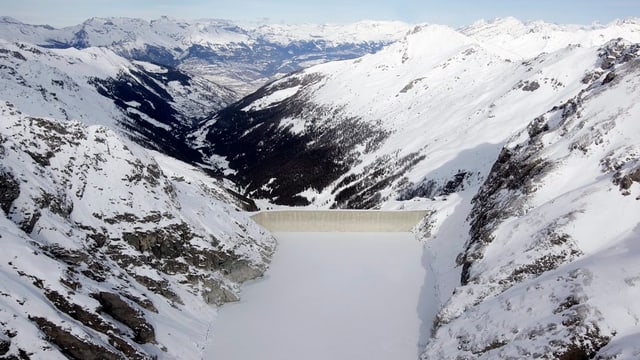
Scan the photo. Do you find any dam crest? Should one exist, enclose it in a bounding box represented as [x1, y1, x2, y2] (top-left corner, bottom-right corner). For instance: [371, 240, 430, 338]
[251, 210, 428, 232]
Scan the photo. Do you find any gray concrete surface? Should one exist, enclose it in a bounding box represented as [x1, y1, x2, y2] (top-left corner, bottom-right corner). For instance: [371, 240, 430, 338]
[251, 210, 428, 232]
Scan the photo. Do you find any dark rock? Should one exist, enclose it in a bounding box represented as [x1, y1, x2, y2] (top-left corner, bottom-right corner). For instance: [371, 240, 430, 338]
[30, 316, 121, 360]
[397, 179, 438, 200]
[0, 334, 10, 355]
[44, 290, 116, 335]
[461, 146, 551, 284]
[602, 71, 616, 85]
[92, 292, 156, 344]
[0, 170, 20, 214]
[42, 289, 148, 359]
[131, 275, 182, 305]
[527, 116, 550, 139]
[19, 211, 40, 234]
[34, 191, 73, 219]
[202, 278, 240, 305]
[618, 168, 640, 190]
[522, 81, 540, 91]
[598, 38, 640, 70]
[441, 172, 469, 195]
[620, 175, 634, 190]
[121, 293, 157, 313]
[40, 245, 89, 266]
[0, 48, 27, 61]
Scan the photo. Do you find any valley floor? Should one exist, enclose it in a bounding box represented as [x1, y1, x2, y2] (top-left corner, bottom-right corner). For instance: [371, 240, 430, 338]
[205, 232, 427, 360]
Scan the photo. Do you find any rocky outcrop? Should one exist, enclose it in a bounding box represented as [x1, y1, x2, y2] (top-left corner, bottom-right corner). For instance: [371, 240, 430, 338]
[0, 104, 275, 359]
[0, 169, 19, 214]
[30, 316, 123, 360]
[92, 292, 155, 344]
[0, 333, 10, 356]
[461, 146, 553, 284]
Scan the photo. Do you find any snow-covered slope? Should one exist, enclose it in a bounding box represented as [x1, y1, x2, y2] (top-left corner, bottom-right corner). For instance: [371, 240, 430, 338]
[196, 19, 640, 358]
[0, 16, 413, 95]
[422, 38, 640, 359]
[0, 39, 234, 162]
[199, 19, 640, 207]
[462, 17, 640, 59]
[0, 102, 275, 358]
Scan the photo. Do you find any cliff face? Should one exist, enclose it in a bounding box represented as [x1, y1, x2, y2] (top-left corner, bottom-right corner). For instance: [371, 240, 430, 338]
[0, 103, 275, 359]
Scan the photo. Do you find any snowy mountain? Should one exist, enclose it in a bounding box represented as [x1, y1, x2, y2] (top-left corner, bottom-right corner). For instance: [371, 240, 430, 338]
[0, 102, 275, 358]
[198, 18, 640, 208]
[0, 16, 412, 95]
[2, 14, 640, 359]
[0, 38, 235, 163]
[195, 17, 640, 358]
[421, 37, 640, 359]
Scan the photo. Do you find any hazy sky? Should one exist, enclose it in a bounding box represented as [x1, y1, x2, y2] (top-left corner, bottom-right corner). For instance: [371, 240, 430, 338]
[4, 0, 640, 27]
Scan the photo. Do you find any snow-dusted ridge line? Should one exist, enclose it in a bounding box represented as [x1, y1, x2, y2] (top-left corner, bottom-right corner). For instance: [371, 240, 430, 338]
[251, 210, 429, 232]
[0, 16, 414, 96]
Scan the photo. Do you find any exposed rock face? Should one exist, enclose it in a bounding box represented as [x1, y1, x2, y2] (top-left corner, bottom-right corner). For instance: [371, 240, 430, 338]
[92, 292, 155, 344]
[0, 333, 10, 356]
[0, 103, 275, 359]
[461, 145, 553, 284]
[0, 169, 19, 214]
[30, 317, 123, 360]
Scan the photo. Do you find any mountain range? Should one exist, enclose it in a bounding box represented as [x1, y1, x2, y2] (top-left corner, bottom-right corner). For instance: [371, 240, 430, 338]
[1, 15, 640, 359]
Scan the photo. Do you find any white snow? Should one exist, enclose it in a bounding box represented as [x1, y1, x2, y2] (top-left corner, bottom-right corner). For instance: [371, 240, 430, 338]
[242, 85, 301, 111]
[126, 107, 171, 130]
[206, 232, 427, 360]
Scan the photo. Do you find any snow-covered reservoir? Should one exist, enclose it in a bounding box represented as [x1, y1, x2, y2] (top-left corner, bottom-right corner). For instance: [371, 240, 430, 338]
[206, 231, 427, 359]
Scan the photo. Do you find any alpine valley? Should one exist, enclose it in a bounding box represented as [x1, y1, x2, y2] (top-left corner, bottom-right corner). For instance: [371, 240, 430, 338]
[1, 15, 640, 360]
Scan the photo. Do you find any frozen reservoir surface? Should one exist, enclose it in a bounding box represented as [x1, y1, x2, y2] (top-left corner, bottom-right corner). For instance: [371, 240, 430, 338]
[206, 232, 427, 360]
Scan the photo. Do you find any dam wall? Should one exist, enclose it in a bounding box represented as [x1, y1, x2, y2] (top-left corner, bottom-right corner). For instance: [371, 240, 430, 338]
[251, 210, 428, 232]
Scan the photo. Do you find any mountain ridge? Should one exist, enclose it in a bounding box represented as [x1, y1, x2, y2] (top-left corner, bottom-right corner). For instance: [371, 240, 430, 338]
[197, 19, 640, 208]
[0, 16, 414, 95]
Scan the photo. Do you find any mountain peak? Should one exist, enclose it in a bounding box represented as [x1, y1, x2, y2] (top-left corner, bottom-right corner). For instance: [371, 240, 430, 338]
[0, 16, 23, 24]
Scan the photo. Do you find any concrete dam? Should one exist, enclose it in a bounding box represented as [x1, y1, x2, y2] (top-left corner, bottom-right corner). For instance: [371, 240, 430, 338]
[251, 210, 428, 232]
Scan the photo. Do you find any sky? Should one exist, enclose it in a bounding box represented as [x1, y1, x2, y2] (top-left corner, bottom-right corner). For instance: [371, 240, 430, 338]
[3, 0, 640, 28]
